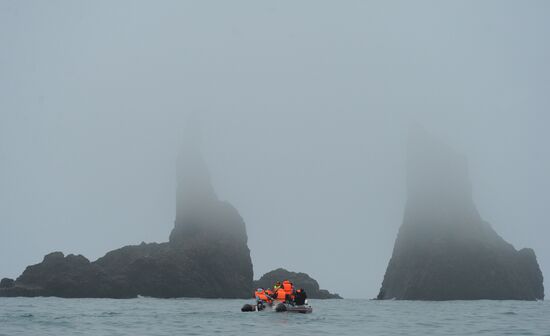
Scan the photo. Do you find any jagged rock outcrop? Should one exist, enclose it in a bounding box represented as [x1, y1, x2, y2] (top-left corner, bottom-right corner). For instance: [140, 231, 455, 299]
[377, 128, 544, 301]
[0, 252, 133, 298]
[254, 268, 341, 299]
[0, 278, 15, 289]
[0, 139, 253, 298]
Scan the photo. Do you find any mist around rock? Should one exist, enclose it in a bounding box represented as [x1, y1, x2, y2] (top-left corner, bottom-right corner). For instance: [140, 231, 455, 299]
[0, 142, 254, 298]
[0, 126, 544, 301]
[0, 134, 340, 299]
[377, 128, 544, 301]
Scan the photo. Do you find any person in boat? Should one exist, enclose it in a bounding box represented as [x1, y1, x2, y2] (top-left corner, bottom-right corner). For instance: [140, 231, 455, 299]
[282, 280, 295, 302]
[265, 288, 275, 298]
[254, 288, 273, 304]
[294, 288, 307, 305]
[273, 281, 282, 293]
[275, 286, 288, 303]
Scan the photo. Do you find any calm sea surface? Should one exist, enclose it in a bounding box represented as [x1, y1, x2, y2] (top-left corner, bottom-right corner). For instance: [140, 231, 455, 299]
[0, 297, 548, 335]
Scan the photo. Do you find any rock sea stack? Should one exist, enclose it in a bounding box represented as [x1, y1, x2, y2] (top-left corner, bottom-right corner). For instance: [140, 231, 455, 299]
[377, 128, 544, 301]
[0, 142, 253, 298]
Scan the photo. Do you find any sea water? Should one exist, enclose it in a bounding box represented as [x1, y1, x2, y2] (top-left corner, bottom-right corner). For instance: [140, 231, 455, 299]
[1, 297, 548, 336]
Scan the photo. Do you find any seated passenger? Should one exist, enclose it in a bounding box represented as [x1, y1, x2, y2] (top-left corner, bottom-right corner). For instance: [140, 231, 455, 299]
[273, 281, 282, 292]
[276, 286, 288, 302]
[282, 280, 295, 301]
[294, 288, 307, 305]
[255, 288, 272, 303]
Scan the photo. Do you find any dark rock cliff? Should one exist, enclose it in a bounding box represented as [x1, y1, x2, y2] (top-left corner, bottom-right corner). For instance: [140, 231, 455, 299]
[377, 128, 544, 301]
[254, 268, 341, 299]
[0, 142, 253, 298]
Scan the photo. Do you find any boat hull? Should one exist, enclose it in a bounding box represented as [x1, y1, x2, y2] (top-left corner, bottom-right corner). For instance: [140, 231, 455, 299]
[274, 302, 312, 314]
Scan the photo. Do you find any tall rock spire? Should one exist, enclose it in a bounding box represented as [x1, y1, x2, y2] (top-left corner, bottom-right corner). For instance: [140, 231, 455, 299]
[174, 119, 216, 225]
[377, 127, 544, 300]
[1, 119, 253, 299]
[167, 118, 253, 296]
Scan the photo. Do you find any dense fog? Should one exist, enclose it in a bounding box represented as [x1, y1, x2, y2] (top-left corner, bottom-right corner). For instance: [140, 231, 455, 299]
[1, 1, 548, 298]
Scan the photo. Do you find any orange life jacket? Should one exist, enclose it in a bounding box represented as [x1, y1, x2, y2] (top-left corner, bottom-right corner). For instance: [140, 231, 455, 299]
[283, 280, 293, 295]
[276, 288, 287, 301]
[255, 291, 271, 302]
[265, 289, 274, 297]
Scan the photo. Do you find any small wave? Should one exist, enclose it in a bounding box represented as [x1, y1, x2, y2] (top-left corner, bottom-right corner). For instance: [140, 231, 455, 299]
[501, 311, 517, 315]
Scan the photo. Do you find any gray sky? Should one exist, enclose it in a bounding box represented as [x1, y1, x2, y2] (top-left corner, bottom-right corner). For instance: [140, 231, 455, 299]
[1, 1, 549, 299]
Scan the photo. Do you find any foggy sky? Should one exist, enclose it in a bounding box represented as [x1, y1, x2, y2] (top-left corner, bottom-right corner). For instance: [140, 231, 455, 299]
[1, 1, 549, 298]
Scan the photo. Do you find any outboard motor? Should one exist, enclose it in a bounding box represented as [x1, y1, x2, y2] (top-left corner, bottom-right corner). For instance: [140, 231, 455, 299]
[241, 304, 255, 312]
[256, 300, 265, 311]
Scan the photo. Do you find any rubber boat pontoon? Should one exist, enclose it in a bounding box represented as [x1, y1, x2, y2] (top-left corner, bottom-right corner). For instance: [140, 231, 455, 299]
[241, 300, 312, 314]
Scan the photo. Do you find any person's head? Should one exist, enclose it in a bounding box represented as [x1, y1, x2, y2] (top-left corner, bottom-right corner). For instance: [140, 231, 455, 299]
[256, 288, 263, 293]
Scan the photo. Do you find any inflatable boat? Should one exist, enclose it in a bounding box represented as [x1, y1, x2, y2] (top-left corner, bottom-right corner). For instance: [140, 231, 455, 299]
[241, 300, 312, 314]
